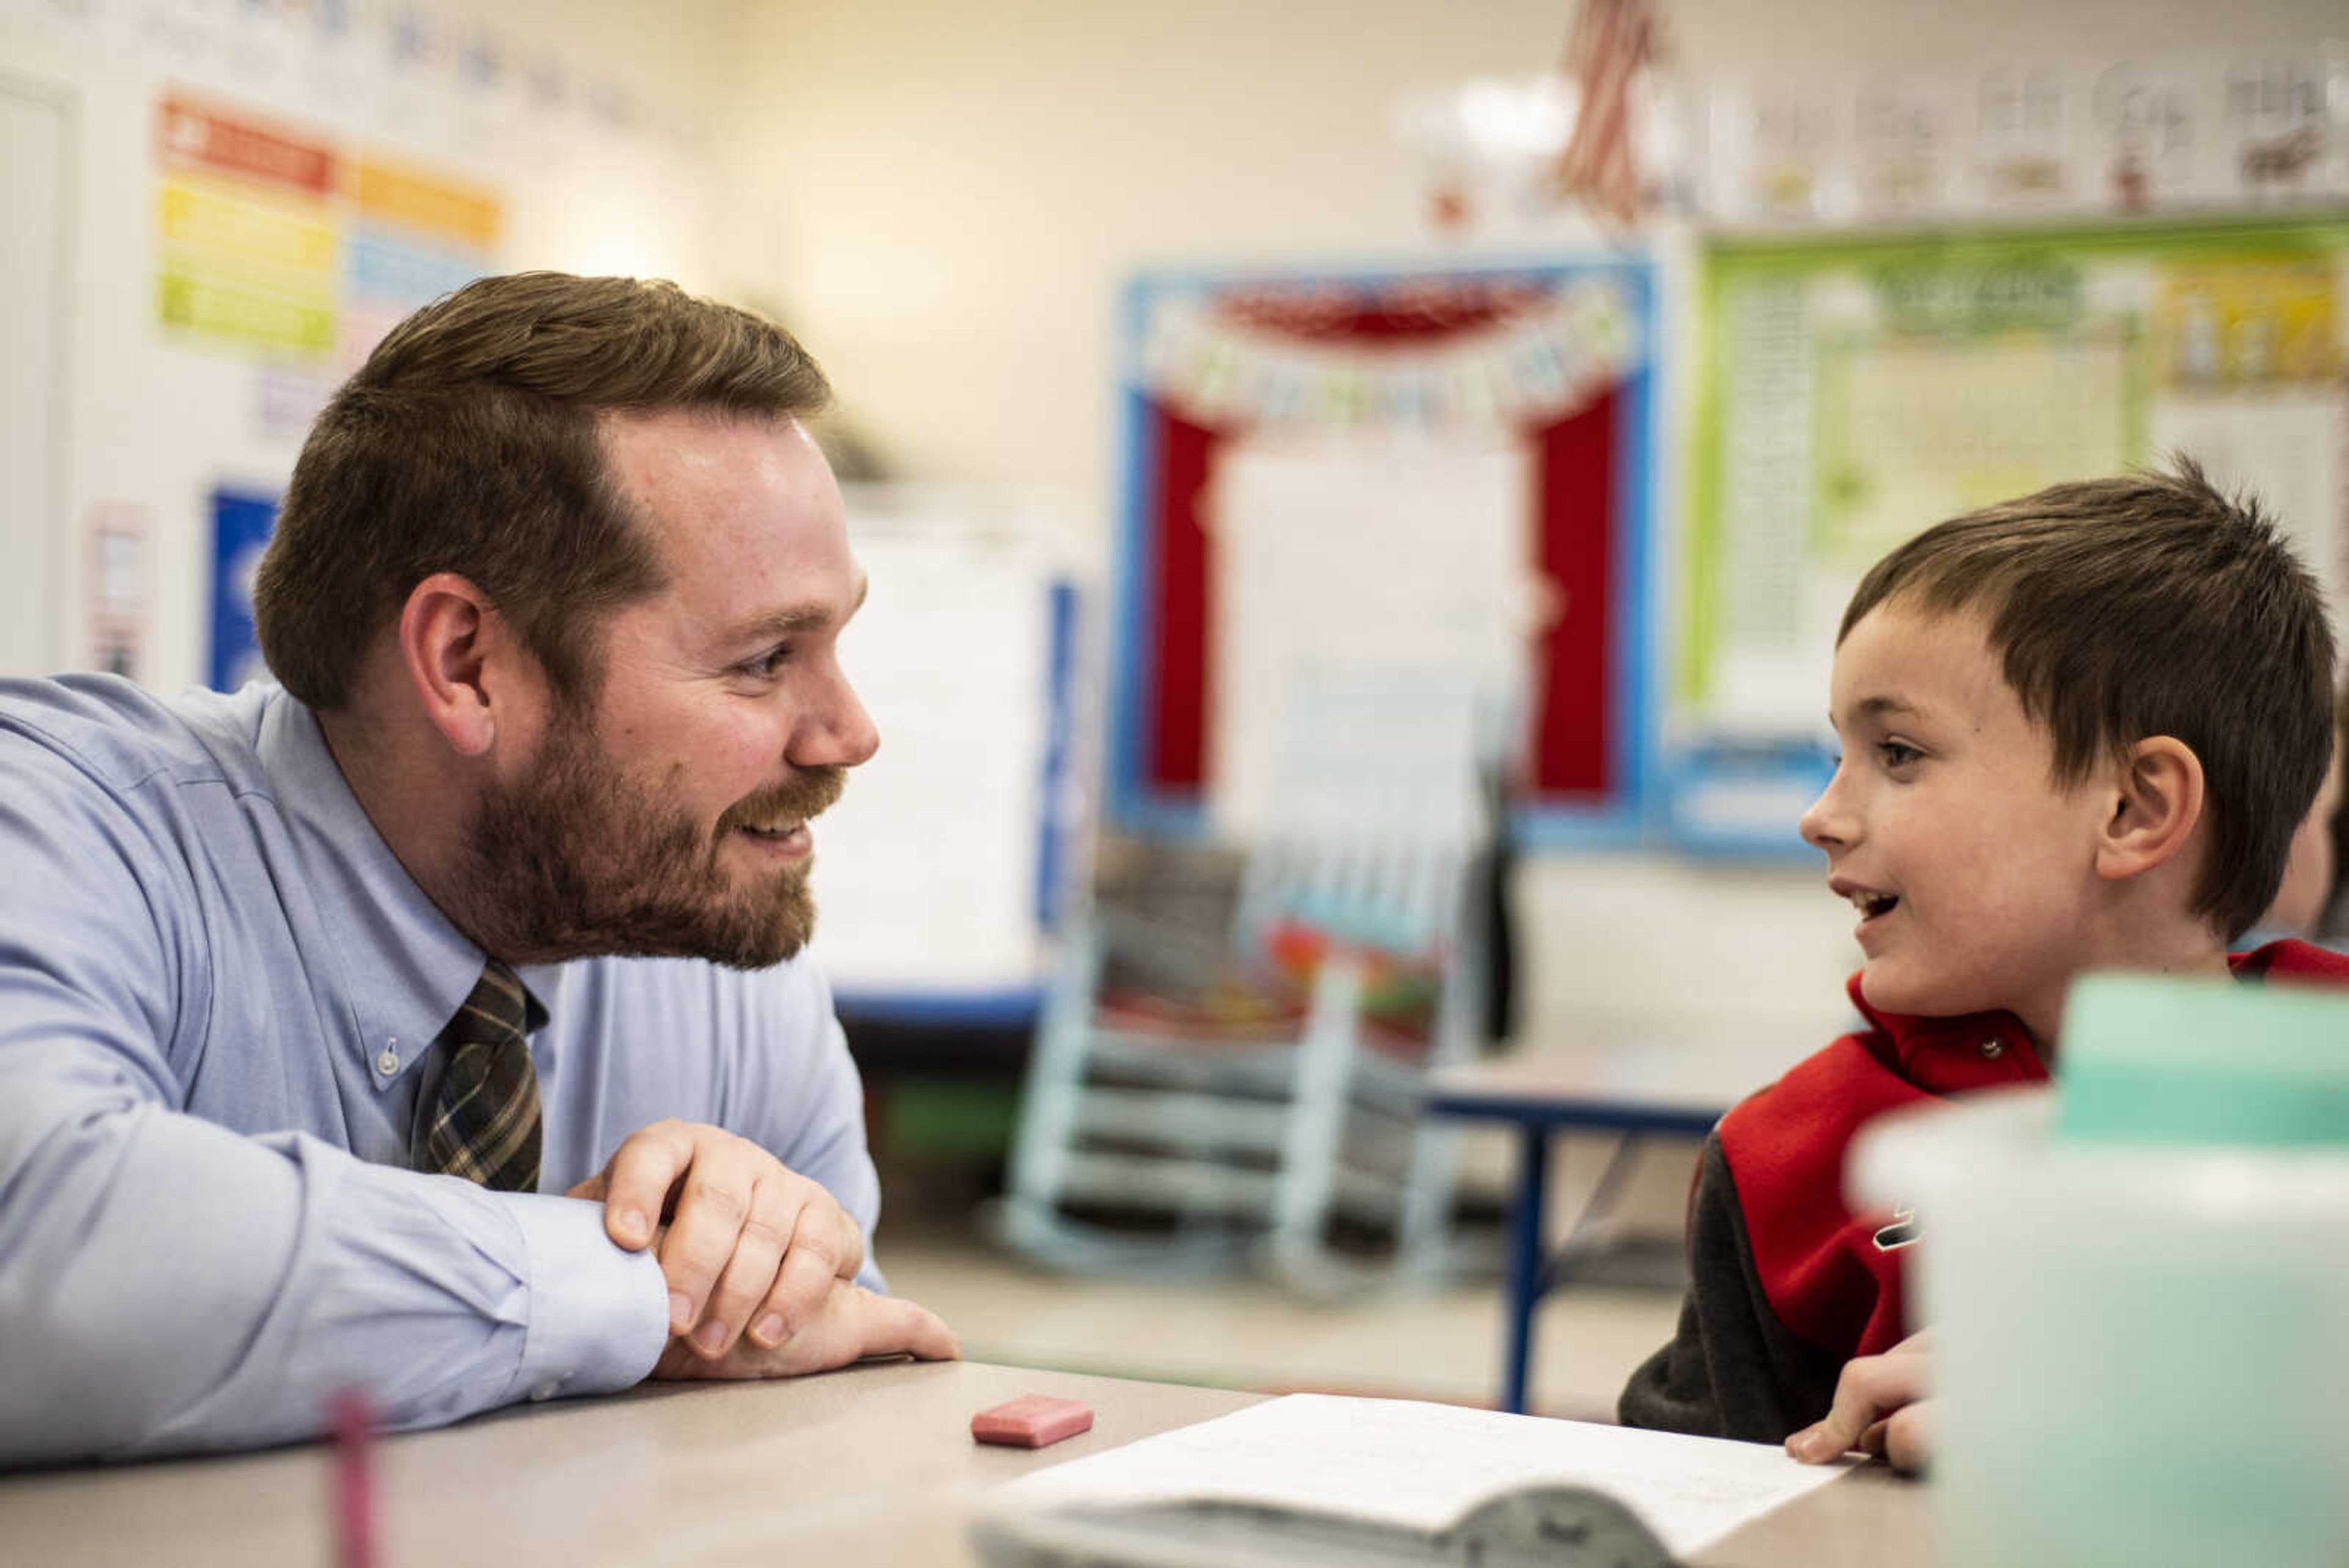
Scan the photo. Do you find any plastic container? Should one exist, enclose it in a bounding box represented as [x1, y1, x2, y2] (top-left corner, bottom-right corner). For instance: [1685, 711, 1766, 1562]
[1850, 971, 2349, 1568]
[2056, 971, 2349, 1148]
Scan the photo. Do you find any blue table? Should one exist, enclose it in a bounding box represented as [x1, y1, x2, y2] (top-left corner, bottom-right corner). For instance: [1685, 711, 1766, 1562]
[833, 986, 1043, 1030]
[1423, 1041, 1805, 1414]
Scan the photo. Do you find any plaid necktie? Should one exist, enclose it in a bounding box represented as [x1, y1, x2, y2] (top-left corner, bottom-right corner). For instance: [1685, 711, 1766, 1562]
[418, 959, 542, 1192]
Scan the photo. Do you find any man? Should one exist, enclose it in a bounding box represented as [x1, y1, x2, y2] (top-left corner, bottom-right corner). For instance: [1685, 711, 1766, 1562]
[0, 273, 957, 1465]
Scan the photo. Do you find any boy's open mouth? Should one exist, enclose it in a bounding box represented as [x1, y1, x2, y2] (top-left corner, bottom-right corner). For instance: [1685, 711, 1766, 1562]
[1828, 877, 1898, 923]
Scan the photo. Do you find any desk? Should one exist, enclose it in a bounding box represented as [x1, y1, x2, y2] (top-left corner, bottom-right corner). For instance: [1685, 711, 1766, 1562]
[1425, 1040, 1811, 1415]
[0, 1359, 1926, 1566]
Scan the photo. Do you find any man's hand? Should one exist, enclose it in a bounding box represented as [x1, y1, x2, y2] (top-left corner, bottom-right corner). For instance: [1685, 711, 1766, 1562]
[567, 1120, 866, 1361]
[647, 1282, 960, 1381]
[1786, 1330, 1934, 1473]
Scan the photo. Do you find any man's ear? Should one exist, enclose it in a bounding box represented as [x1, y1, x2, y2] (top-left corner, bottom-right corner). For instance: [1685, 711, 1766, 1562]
[398, 572, 510, 759]
[2094, 735, 2206, 883]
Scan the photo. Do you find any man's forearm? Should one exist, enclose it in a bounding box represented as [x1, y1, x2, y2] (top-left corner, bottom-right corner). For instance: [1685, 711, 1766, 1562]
[0, 1069, 667, 1463]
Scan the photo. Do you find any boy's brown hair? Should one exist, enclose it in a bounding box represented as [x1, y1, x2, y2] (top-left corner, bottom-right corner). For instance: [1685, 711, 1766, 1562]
[1840, 458, 2336, 940]
[253, 272, 830, 714]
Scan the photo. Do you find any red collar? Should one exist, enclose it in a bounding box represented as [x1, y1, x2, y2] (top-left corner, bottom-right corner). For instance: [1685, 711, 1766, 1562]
[1840, 939, 2349, 1095]
[1841, 976, 2049, 1094]
[2228, 937, 2349, 985]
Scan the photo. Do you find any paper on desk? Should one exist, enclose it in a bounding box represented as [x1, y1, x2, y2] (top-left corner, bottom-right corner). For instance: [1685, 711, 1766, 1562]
[985, 1393, 1846, 1558]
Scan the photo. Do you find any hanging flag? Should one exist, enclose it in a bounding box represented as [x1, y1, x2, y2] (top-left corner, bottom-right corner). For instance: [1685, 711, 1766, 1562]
[1549, 0, 1658, 225]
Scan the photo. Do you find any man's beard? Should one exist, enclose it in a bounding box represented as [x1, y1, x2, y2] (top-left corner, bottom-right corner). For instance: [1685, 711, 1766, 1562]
[457, 717, 845, 970]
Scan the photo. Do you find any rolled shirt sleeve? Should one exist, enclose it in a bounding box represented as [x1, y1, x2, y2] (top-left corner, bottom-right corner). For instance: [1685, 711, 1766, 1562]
[0, 1102, 668, 1461]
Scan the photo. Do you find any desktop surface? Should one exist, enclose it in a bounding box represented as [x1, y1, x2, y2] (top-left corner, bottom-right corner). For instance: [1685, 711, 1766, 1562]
[0, 1359, 1926, 1566]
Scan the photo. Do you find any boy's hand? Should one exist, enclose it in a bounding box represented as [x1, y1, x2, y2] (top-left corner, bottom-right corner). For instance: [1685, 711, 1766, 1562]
[1787, 1330, 1935, 1473]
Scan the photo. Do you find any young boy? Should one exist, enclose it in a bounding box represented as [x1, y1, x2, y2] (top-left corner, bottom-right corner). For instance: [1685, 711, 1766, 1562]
[1618, 460, 2348, 1459]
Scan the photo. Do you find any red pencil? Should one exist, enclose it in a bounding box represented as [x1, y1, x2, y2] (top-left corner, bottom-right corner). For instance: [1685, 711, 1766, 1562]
[328, 1387, 377, 1568]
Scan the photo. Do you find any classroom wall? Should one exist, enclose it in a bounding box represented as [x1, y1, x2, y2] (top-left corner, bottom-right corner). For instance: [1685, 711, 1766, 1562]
[6, 0, 2340, 1056]
[707, 0, 2348, 1053]
[709, 0, 2348, 500]
[0, 0, 737, 691]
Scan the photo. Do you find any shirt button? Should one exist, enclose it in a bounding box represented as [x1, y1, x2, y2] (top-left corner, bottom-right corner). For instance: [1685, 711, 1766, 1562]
[376, 1046, 400, 1075]
[531, 1380, 562, 1402]
[1978, 1038, 2005, 1060]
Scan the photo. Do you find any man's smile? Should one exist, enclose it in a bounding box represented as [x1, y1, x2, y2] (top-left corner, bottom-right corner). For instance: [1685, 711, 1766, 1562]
[715, 764, 845, 866]
[733, 820, 812, 858]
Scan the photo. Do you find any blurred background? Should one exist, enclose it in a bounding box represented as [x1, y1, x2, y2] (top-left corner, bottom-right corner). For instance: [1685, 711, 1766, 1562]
[4, 0, 2345, 1421]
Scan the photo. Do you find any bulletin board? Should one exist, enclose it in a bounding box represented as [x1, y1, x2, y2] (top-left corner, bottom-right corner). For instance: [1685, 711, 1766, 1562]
[1671, 217, 2349, 855]
[1110, 259, 1661, 847]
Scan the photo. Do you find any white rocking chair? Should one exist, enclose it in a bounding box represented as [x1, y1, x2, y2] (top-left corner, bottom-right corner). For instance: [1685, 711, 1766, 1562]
[999, 671, 1496, 1294]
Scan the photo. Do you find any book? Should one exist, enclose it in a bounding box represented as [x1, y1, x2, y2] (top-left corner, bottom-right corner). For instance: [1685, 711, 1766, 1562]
[972, 1393, 1848, 1567]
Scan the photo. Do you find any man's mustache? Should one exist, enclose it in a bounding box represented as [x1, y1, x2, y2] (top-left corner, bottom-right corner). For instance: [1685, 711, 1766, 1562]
[714, 766, 847, 837]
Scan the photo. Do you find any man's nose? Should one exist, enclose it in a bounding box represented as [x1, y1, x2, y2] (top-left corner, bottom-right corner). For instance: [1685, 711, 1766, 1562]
[793, 667, 878, 770]
[836, 682, 879, 767]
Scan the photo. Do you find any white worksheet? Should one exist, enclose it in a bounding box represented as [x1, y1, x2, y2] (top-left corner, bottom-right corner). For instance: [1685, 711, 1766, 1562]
[985, 1393, 1847, 1559]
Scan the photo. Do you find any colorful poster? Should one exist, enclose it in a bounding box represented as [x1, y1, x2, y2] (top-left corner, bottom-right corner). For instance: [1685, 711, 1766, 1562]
[2155, 257, 2340, 388]
[340, 176, 500, 366]
[152, 88, 501, 370]
[154, 92, 341, 358]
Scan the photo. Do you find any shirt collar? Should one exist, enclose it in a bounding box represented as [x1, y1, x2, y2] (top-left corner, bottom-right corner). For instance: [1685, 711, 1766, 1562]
[2230, 938, 2349, 985]
[1841, 944, 2349, 1094]
[1842, 972, 2049, 1092]
[256, 689, 557, 1088]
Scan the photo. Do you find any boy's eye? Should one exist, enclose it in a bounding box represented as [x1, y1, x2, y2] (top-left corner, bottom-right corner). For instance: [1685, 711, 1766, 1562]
[1877, 740, 1923, 768]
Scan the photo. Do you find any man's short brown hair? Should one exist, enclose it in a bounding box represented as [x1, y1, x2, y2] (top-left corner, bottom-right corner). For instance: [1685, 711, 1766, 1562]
[253, 272, 830, 712]
[1840, 458, 2336, 940]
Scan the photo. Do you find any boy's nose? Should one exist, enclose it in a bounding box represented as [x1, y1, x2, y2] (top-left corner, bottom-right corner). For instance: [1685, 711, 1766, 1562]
[1798, 778, 1853, 850]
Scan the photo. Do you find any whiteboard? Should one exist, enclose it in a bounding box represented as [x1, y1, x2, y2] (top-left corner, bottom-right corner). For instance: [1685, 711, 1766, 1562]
[807, 502, 1071, 998]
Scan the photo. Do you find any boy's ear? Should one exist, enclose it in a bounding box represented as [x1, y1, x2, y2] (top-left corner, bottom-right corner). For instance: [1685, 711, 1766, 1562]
[398, 571, 516, 759]
[2094, 735, 2206, 883]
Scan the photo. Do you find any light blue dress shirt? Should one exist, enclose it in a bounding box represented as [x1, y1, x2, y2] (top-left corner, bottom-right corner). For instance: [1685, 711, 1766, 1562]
[0, 674, 884, 1463]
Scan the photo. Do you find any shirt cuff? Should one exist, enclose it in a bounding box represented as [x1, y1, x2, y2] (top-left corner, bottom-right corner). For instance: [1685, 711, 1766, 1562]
[501, 1193, 669, 1405]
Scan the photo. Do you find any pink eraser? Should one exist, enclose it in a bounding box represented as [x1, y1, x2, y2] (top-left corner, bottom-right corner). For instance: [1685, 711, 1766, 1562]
[971, 1394, 1094, 1449]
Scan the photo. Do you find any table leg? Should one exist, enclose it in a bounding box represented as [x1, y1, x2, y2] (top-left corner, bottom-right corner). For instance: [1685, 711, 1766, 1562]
[1502, 1123, 1549, 1415]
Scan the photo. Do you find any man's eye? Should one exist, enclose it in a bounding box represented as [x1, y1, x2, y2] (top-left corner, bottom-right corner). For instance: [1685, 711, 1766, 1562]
[740, 646, 792, 680]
